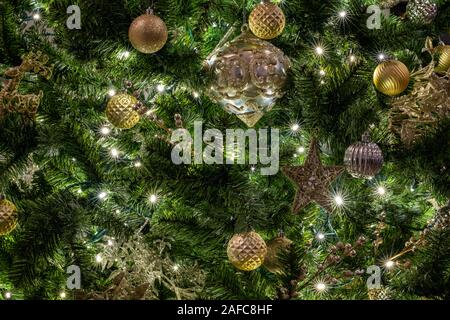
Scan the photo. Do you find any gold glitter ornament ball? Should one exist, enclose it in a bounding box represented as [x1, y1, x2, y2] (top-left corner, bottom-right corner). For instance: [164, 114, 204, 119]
[0, 199, 18, 236]
[249, 1, 286, 40]
[106, 94, 140, 129]
[373, 60, 410, 96]
[227, 231, 267, 271]
[435, 45, 450, 74]
[129, 12, 168, 54]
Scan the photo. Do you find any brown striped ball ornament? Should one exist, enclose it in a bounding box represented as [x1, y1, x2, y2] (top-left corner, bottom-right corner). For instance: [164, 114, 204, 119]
[344, 133, 384, 179]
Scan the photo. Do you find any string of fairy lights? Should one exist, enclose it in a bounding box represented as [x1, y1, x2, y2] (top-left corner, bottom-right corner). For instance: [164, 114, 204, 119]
[2, 2, 440, 300]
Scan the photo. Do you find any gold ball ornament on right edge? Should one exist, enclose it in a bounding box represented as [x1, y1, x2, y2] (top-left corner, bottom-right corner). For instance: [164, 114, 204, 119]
[249, 0, 286, 40]
[0, 199, 18, 236]
[227, 231, 267, 271]
[128, 10, 168, 54]
[435, 45, 450, 74]
[106, 93, 140, 129]
[373, 60, 410, 96]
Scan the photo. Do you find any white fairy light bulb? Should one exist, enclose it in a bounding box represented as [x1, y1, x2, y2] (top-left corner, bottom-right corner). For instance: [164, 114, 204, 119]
[377, 186, 386, 196]
[315, 282, 327, 292]
[149, 194, 158, 204]
[100, 126, 111, 136]
[334, 195, 344, 206]
[108, 89, 116, 97]
[316, 232, 326, 241]
[120, 51, 130, 60]
[315, 46, 324, 55]
[291, 124, 300, 132]
[110, 148, 119, 158]
[98, 191, 107, 200]
[156, 84, 166, 93]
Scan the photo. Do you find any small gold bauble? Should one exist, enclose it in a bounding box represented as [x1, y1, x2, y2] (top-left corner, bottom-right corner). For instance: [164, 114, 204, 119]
[435, 45, 450, 74]
[0, 199, 18, 236]
[227, 231, 267, 271]
[129, 13, 168, 54]
[263, 236, 292, 274]
[106, 94, 140, 129]
[373, 60, 410, 96]
[368, 287, 391, 300]
[249, 1, 286, 40]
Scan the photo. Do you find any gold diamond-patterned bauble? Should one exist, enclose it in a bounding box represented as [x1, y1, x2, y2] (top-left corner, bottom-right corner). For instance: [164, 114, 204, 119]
[373, 60, 410, 96]
[106, 94, 140, 129]
[435, 45, 450, 74]
[249, 1, 286, 40]
[0, 199, 18, 236]
[406, 0, 438, 25]
[344, 132, 384, 179]
[227, 231, 267, 271]
[368, 287, 391, 300]
[128, 10, 168, 54]
[263, 236, 293, 274]
[205, 26, 290, 127]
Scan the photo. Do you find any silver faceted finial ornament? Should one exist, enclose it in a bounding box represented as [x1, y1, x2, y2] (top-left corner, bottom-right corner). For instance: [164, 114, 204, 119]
[344, 132, 384, 179]
[204, 25, 290, 127]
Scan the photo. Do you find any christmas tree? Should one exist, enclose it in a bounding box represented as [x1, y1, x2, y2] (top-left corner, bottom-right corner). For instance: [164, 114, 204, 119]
[1, 0, 449, 301]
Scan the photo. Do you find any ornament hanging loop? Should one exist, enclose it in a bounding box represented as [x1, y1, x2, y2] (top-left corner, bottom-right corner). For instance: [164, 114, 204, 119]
[146, 7, 154, 15]
[241, 23, 250, 34]
[362, 131, 371, 143]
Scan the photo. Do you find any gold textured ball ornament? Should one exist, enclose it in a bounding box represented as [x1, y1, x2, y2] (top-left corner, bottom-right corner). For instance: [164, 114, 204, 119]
[106, 94, 140, 129]
[263, 236, 293, 274]
[373, 60, 410, 96]
[0, 199, 18, 236]
[227, 231, 267, 271]
[249, 1, 286, 40]
[129, 11, 168, 54]
[435, 45, 450, 74]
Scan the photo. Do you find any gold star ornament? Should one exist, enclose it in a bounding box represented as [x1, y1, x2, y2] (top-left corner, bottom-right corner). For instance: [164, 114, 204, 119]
[282, 138, 344, 213]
